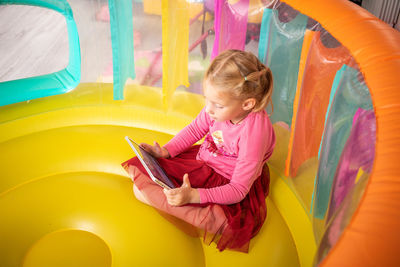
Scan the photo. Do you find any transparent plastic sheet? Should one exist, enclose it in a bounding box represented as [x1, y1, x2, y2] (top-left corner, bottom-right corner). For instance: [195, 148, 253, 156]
[68, 0, 112, 107]
[258, 3, 308, 127]
[186, 0, 268, 95]
[315, 109, 376, 265]
[96, 0, 163, 89]
[70, 0, 111, 84]
[312, 65, 373, 221]
[242, 0, 265, 56]
[287, 28, 352, 178]
[185, 0, 214, 95]
[130, 0, 213, 96]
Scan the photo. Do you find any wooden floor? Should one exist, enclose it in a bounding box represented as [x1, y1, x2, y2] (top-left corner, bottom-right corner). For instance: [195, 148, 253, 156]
[0, 4, 69, 82]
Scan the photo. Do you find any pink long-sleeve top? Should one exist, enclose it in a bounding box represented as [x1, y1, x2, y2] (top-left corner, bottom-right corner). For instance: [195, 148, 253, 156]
[164, 108, 276, 205]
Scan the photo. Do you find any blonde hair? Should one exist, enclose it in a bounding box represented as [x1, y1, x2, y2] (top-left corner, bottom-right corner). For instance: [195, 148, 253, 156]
[204, 49, 273, 112]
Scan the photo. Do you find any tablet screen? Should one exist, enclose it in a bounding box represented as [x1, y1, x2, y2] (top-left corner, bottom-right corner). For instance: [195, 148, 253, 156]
[125, 136, 176, 189]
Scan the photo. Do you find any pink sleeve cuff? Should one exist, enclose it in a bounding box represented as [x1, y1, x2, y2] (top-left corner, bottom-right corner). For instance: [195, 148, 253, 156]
[197, 188, 208, 204]
[163, 143, 178, 158]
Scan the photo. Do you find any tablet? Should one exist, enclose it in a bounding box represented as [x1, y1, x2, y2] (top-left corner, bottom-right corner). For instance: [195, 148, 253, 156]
[125, 136, 176, 189]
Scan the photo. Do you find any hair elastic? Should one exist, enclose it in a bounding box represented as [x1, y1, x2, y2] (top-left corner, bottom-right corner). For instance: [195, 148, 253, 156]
[244, 76, 247, 81]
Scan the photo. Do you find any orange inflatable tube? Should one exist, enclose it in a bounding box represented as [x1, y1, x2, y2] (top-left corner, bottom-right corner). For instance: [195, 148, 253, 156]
[283, 0, 400, 266]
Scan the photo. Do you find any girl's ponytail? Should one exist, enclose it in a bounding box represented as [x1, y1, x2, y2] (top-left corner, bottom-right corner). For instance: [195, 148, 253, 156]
[251, 66, 273, 113]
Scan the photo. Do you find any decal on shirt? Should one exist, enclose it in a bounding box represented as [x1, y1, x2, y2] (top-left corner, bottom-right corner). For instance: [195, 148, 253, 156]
[204, 131, 237, 158]
[211, 130, 224, 145]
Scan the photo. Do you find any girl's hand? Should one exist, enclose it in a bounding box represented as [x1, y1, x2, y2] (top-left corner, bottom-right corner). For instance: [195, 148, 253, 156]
[140, 141, 170, 158]
[164, 174, 200, 206]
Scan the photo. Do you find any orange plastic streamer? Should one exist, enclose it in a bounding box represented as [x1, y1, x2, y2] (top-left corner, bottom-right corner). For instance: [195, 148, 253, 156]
[288, 31, 351, 177]
[285, 29, 315, 177]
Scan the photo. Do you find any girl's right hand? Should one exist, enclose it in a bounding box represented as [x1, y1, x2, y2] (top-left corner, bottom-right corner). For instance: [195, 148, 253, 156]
[140, 141, 170, 158]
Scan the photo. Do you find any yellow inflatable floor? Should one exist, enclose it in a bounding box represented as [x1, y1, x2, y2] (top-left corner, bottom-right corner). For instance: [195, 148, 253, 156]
[0, 84, 311, 266]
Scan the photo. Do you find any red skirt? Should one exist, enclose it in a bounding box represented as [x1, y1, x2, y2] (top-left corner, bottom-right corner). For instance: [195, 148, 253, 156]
[121, 145, 269, 252]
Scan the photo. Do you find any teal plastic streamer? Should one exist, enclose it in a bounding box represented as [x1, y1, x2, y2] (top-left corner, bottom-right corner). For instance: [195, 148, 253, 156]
[317, 65, 348, 160]
[0, 0, 81, 106]
[312, 65, 373, 219]
[108, 0, 136, 100]
[258, 8, 272, 64]
[258, 8, 307, 126]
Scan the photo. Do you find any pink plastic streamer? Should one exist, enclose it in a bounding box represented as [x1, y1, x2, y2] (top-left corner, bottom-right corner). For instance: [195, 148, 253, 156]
[211, 0, 250, 59]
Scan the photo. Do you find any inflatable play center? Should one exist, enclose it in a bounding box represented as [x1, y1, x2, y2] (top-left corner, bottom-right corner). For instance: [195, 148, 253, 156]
[1, 0, 399, 266]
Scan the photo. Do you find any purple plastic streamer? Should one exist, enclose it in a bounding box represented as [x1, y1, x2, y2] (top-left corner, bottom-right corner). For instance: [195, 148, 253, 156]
[211, 0, 250, 59]
[327, 108, 376, 221]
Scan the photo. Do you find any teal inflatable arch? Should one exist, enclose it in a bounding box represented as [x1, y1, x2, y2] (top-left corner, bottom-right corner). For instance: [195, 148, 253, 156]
[0, 0, 81, 106]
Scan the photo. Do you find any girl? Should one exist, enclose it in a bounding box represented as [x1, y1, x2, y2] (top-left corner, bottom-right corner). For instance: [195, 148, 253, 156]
[122, 49, 275, 252]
